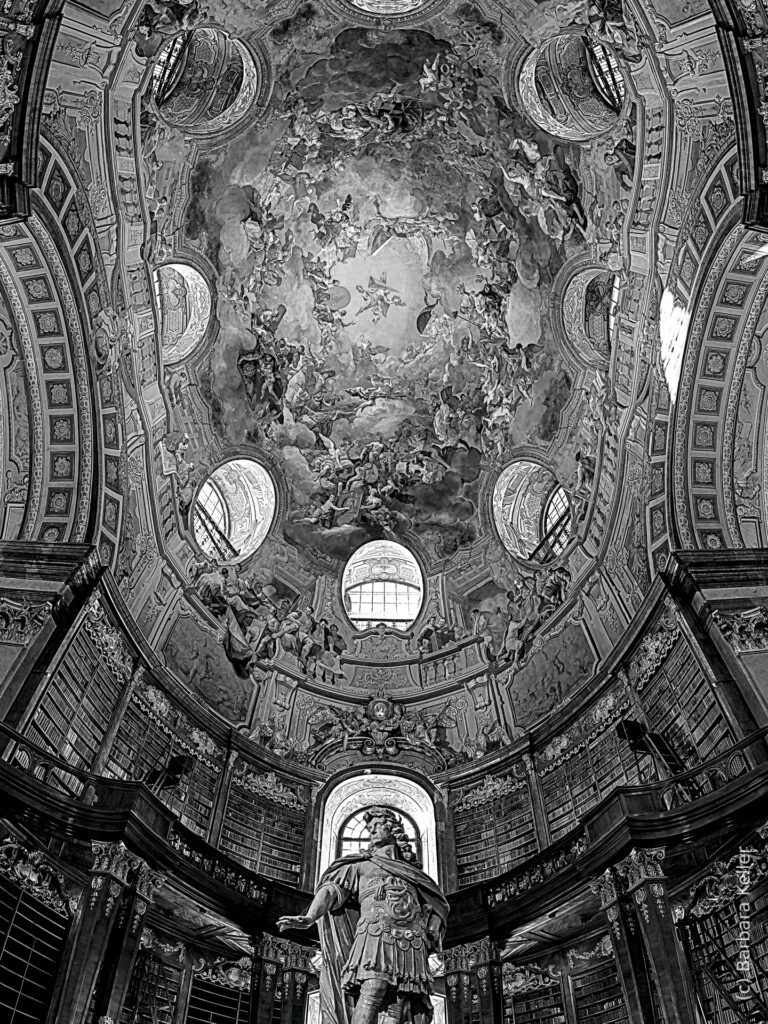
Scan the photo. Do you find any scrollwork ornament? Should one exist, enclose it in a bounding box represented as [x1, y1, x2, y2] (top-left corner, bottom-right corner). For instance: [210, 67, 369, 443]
[567, 935, 613, 968]
[0, 835, 79, 917]
[502, 962, 561, 995]
[454, 773, 526, 811]
[232, 766, 306, 809]
[193, 956, 252, 990]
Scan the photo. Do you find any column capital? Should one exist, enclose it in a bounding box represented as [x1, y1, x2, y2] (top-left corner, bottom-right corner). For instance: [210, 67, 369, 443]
[615, 847, 667, 891]
[590, 867, 620, 908]
[443, 936, 501, 973]
[256, 933, 316, 973]
[90, 840, 134, 882]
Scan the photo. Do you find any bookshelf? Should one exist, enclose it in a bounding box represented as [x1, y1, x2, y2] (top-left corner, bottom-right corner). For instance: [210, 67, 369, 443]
[683, 878, 768, 1022]
[453, 782, 537, 887]
[187, 977, 250, 1024]
[221, 777, 304, 884]
[503, 983, 566, 1023]
[24, 625, 122, 794]
[120, 951, 182, 1024]
[540, 730, 649, 842]
[640, 638, 733, 764]
[0, 873, 70, 1024]
[571, 959, 629, 1024]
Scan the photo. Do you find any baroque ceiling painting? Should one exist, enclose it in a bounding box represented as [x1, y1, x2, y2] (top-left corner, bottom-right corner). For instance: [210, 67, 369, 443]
[108, 0, 644, 743]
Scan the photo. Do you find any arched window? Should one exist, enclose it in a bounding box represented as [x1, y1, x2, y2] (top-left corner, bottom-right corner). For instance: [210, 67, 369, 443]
[342, 541, 424, 631]
[193, 479, 230, 559]
[586, 39, 626, 112]
[192, 458, 276, 563]
[493, 461, 573, 564]
[337, 806, 422, 863]
[534, 485, 572, 562]
[151, 32, 192, 105]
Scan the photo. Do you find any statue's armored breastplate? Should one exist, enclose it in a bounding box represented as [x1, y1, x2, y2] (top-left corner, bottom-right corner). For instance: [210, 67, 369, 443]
[360, 876, 425, 940]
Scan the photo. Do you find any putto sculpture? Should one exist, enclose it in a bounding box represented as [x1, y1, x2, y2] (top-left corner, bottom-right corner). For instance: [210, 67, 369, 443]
[277, 806, 449, 1024]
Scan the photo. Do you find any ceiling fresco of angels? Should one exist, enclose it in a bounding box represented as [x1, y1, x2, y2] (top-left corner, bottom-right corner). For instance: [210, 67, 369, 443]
[156, 3, 632, 567]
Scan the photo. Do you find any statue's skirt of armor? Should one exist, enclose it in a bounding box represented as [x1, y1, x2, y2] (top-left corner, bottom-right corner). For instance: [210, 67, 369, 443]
[341, 878, 433, 995]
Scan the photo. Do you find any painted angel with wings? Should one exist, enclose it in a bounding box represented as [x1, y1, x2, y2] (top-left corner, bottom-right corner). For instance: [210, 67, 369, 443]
[355, 273, 407, 323]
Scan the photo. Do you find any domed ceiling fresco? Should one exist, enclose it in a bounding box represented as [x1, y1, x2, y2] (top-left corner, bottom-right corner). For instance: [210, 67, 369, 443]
[97, 0, 650, 737]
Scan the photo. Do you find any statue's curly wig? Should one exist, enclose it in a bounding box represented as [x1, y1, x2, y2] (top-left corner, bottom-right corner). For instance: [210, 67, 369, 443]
[363, 806, 416, 863]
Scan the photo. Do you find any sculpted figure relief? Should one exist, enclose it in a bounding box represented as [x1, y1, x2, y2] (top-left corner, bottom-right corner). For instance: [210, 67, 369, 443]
[277, 807, 449, 1024]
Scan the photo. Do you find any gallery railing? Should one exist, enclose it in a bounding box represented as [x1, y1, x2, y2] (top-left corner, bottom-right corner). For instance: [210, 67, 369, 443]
[2, 715, 767, 925]
[0, 718, 275, 913]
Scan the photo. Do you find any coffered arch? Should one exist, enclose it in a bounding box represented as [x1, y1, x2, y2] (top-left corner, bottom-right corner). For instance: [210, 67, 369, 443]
[670, 174, 768, 552]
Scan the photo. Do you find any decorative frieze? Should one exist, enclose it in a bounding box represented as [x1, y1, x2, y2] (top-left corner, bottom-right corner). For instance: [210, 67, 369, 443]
[536, 681, 632, 774]
[132, 676, 224, 770]
[0, 833, 79, 917]
[141, 927, 185, 963]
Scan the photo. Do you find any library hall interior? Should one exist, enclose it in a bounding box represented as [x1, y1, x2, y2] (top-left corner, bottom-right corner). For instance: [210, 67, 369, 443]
[2, 0, 768, 1022]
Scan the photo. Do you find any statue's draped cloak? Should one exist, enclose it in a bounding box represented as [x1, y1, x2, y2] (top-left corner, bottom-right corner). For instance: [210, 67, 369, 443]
[318, 853, 449, 1024]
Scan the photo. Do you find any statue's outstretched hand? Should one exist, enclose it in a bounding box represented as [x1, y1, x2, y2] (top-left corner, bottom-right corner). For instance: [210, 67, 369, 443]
[277, 914, 313, 932]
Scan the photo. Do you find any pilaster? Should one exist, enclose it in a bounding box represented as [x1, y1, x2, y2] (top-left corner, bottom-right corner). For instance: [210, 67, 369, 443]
[444, 938, 502, 1024]
[52, 841, 163, 1024]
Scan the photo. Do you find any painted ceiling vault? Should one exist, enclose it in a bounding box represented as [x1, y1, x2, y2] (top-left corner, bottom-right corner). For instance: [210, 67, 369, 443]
[0, 0, 761, 763]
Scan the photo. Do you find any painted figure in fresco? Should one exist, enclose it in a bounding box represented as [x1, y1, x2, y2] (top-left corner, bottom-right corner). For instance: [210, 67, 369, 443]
[277, 807, 449, 1024]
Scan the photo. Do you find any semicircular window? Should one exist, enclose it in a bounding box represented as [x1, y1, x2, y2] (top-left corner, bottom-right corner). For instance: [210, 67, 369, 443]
[156, 264, 211, 363]
[493, 461, 572, 564]
[342, 540, 423, 631]
[337, 806, 421, 862]
[193, 458, 275, 562]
